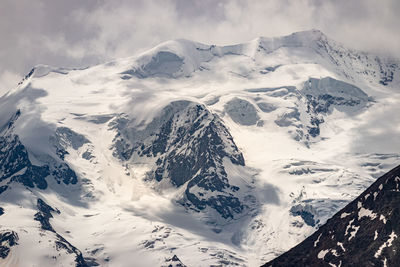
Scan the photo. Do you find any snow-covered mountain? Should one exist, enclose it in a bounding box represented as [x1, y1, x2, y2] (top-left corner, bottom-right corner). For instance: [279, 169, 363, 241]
[264, 164, 400, 267]
[1, 29, 400, 266]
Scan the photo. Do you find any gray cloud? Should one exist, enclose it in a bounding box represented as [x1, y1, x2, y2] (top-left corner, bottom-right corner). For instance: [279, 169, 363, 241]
[1, 0, 399, 95]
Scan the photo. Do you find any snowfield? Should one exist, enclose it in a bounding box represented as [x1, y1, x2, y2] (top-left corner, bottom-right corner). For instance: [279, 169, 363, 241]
[0, 29, 400, 266]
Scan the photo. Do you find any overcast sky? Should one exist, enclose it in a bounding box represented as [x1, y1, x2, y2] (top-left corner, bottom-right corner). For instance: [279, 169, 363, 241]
[1, 0, 399, 94]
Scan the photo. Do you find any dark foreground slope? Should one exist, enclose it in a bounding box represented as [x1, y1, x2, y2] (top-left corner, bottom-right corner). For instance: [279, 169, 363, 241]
[264, 165, 400, 267]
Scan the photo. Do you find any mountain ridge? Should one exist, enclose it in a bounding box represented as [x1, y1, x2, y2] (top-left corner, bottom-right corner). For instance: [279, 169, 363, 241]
[9, 29, 398, 90]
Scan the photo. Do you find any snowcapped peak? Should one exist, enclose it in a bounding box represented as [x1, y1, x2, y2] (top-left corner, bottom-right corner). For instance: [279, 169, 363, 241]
[120, 39, 215, 78]
[137, 29, 330, 60]
[142, 38, 211, 57]
[120, 30, 334, 79]
[116, 29, 399, 87]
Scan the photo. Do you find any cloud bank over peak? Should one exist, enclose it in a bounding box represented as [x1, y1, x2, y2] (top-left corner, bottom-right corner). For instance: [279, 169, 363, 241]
[1, 0, 399, 95]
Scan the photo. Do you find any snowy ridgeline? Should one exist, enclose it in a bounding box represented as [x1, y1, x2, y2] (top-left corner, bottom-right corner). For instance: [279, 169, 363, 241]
[119, 29, 399, 87]
[0, 30, 400, 266]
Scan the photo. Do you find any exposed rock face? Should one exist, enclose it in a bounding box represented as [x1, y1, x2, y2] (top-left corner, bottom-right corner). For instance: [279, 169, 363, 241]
[302, 77, 369, 140]
[0, 111, 92, 265]
[0, 111, 49, 190]
[34, 198, 89, 267]
[163, 254, 186, 267]
[264, 165, 400, 267]
[51, 126, 90, 160]
[301, 77, 369, 139]
[35, 198, 60, 231]
[0, 230, 18, 259]
[110, 100, 250, 219]
[271, 77, 370, 142]
[0, 111, 85, 193]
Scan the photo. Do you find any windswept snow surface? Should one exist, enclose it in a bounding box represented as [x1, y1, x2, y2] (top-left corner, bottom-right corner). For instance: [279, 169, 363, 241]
[1, 30, 400, 266]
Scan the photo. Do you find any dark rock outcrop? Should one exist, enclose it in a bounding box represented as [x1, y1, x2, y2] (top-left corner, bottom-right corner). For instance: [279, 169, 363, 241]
[0, 230, 18, 259]
[34, 198, 89, 267]
[302, 77, 369, 139]
[163, 254, 186, 267]
[0, 111, 83, 192]
[110, 100, 248, 219]
[0, 111, 49, 190]
[34, 198, 60, 232]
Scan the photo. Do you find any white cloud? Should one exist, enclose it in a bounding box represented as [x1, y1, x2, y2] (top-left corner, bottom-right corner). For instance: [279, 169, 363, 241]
[63, 0, 400, 60]
[0, 0, 399, 81]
